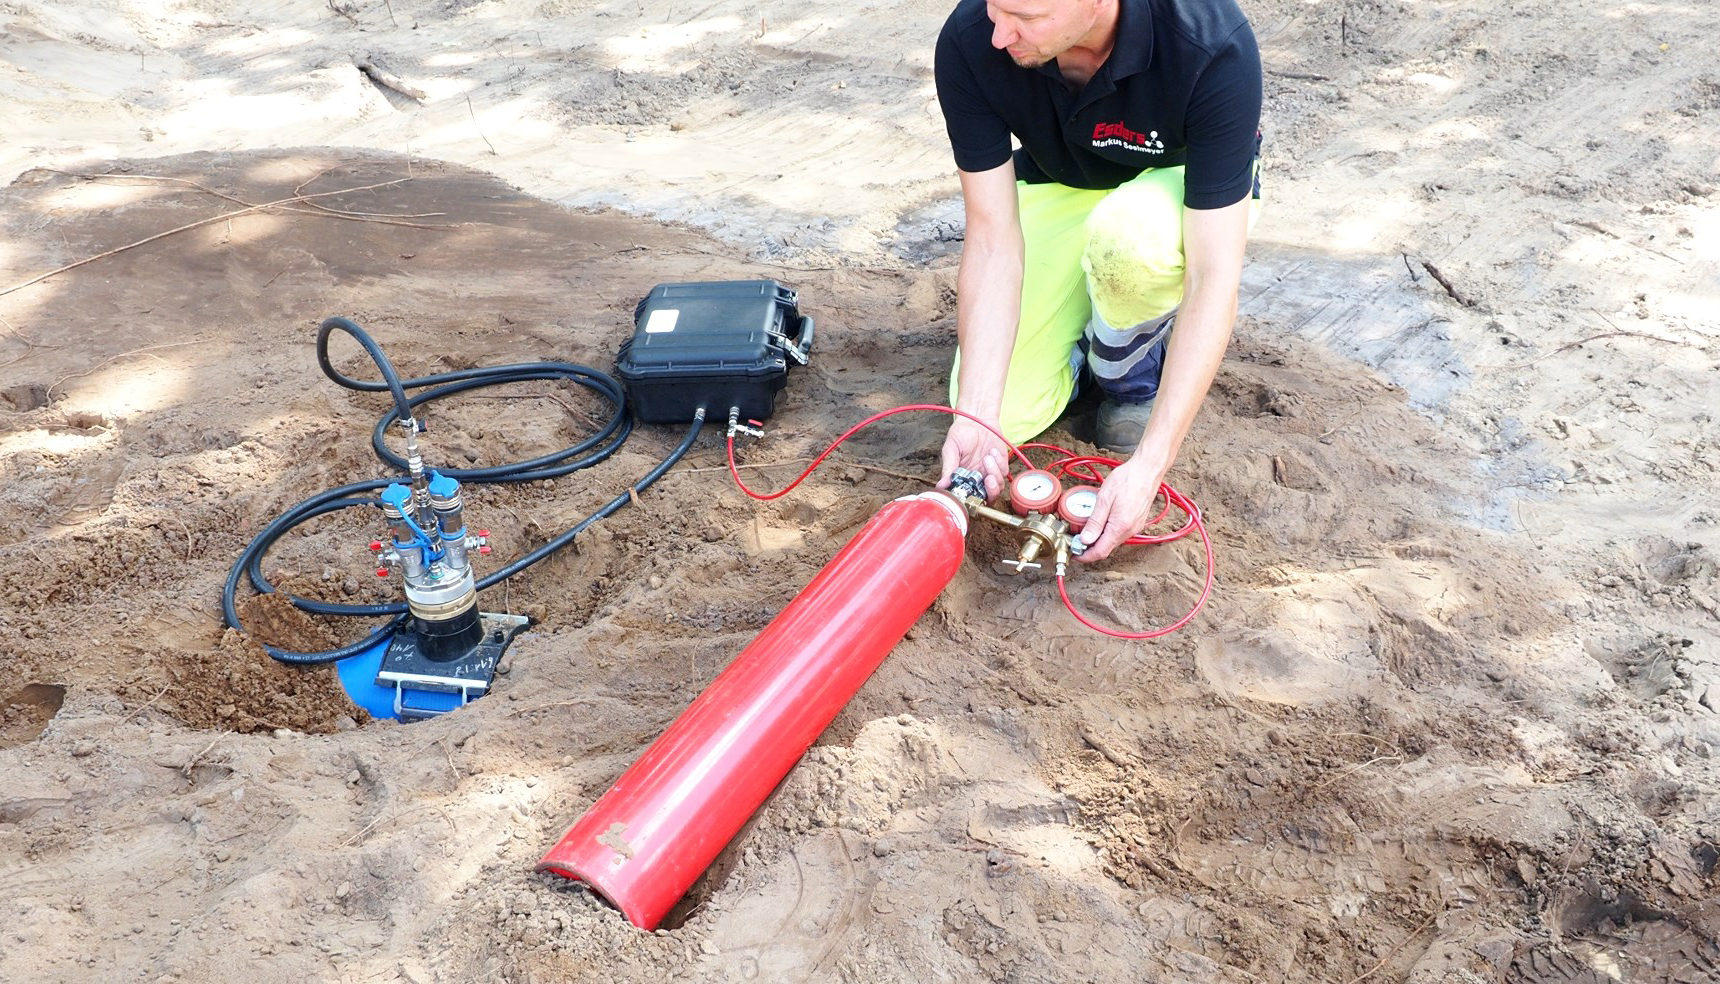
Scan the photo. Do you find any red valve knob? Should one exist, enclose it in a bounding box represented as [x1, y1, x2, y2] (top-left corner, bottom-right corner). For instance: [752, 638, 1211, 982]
[368, 540, 384, 552]
[477, 529, 490, 538]
[478, 545, 492, 555]
[375, 567, 390, 577]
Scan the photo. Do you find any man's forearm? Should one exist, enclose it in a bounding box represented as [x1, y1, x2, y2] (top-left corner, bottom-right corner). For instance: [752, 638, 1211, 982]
[953, 230, 1024, 422]
[1134, 277, 1238, 474]
[1132, 196, 1251, 474]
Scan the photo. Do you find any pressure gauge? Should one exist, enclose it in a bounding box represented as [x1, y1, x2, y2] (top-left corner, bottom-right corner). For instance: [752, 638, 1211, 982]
[1057, 485, 1101, 531]
[1009, 469, 1062, 515]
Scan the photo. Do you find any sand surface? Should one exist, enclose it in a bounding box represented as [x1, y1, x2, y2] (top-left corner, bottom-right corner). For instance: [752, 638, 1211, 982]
[2, 0, 1718, 981]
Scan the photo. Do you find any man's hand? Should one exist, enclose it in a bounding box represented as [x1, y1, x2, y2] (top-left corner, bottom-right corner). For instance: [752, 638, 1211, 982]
[1076, 456, 1169, 563]
[936, 415, 1009, 500]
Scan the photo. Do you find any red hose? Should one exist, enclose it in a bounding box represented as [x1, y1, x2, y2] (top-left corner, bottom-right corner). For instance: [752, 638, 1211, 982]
[727, 410, 1214, 638]
[725, 403, 1034, 500]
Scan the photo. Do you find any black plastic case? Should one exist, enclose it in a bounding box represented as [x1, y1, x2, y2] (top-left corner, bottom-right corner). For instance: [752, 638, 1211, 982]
[616, 280, 813, 424]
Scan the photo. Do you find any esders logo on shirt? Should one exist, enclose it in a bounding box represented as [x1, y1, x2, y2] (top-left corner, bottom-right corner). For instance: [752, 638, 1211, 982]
[1091, 121, 1166, 154]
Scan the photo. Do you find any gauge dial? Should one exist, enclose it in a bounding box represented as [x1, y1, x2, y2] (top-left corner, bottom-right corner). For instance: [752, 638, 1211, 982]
[1058, 486, 1100, 530]
[1009, 469, 1062, 515]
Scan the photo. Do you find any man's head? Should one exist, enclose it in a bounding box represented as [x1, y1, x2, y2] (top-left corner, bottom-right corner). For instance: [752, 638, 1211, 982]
[985, 0, 1116, 70]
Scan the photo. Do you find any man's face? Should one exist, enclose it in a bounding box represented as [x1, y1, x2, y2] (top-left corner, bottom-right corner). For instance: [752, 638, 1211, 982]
[986, 0, 1099, 68]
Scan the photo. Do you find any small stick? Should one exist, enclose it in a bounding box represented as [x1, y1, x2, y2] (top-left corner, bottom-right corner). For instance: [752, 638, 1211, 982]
[1313, 754, 1403, 790]
[1476, 329, 1696, 372]
[0, 340, 43, 370]
[464, 91, 498, 155]
[508, 696, 612, 717]
[294, 161, 356, 196]
[343, 807, 417, 847]
[182, 730, 233, 778]
[1080, 728, 1131, 767]
[344, 798, 457, 846]
[0, 178, 417, 298]
[850, 462, 929, 483]
[122, 682, 174, 725]
[48, 343, 198, 399]
[1325, 732, 1401, 753]
[670, 456, 816, 475]
[1317, 410, 1362, 440]
[57, 170, 447, 219]
[668, 457, 931, 485]
[1419, 258, 1473, 307]
[357, 59, 427, 102]
[1341, 909, 1440, 984]
[162, 512, 195, 561]
[328, 0, 360, 26]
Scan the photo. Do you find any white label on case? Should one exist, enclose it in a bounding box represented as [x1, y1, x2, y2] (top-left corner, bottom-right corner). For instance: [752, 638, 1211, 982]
[644, 308, 679, 333]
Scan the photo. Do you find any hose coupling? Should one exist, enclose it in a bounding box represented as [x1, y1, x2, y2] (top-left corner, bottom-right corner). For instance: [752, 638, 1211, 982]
[946, 467, 987, 503]
[727, 407, 765, 440]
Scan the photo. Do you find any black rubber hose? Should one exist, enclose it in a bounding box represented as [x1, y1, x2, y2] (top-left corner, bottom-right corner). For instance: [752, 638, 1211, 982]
[223, 318, 697, 665]
[474, 407, 704, 589]
[363, 364, 631, 483]
[219, 480, 403, 665]
[317, 317, 415, 427]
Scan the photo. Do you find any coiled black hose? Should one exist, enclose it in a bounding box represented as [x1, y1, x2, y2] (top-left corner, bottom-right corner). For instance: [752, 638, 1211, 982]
[222, 316, 701, 665]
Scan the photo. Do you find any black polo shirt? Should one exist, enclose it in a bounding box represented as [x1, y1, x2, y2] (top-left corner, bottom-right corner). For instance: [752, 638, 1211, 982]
[935, 0, 1262, 209]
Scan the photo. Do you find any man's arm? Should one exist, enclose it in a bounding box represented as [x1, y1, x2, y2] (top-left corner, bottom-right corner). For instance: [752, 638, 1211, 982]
[937, 159, 1023, 501]
[1077, 195, 1251, 562]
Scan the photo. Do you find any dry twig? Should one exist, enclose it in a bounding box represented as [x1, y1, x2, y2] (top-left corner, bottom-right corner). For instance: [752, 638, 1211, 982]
[1316, 410, 1363, 440]
[1418, 258, 1473, 307]
[182, 730, 233, 779]
[0, 178, 421, 298]
[58, 169, 449, 225]
[1476, 329, 1696, 372]
[122, 682, 174, 725]
[464, 91, 498, 155]
[48, 342, 199, 399]
[1312, 753, 1403, 790]
[1341, 909, 1440, 984]
[1080, 727, 1132, 767]
[357, 59, 427, 101]
[327, 0, 360, 26]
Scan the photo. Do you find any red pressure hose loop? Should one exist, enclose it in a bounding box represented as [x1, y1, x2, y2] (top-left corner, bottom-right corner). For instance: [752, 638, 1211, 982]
[726, 403, 1035, 501]
[724, 403, 1215, 638]
[1058, 502, 1216, 639]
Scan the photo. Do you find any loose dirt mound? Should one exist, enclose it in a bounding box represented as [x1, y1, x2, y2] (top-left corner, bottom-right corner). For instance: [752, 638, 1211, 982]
[2, 151, 1714, 983]
[3, 0, 1719, 980]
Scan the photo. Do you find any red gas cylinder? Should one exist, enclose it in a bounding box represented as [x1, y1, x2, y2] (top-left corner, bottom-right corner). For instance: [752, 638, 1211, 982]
[537, 491, 969, 929]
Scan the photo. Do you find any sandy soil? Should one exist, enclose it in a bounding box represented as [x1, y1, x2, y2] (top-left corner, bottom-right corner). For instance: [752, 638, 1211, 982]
[2, 0, 1718, 981]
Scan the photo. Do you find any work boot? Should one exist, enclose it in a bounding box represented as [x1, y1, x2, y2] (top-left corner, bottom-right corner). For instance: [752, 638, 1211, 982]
[1095, 398, 1155, 453]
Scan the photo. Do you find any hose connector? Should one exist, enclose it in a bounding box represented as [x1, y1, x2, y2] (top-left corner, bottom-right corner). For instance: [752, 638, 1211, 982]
[727, 407, 765, 439]
[400, 415, 426, 483]
[946, 467, 987, 503]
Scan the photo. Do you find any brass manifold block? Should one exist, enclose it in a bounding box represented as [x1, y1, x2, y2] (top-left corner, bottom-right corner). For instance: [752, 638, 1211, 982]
[948, 492, 1081, 577]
